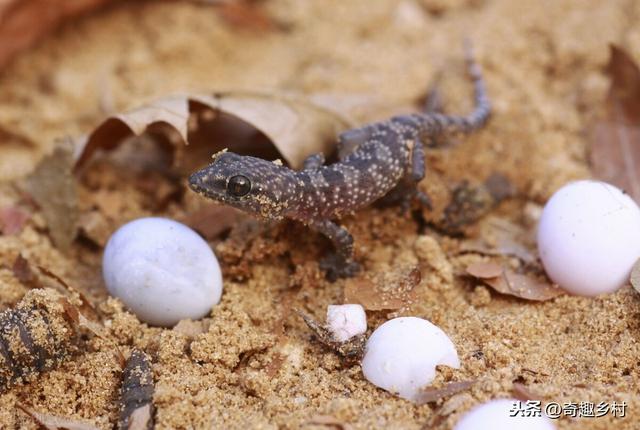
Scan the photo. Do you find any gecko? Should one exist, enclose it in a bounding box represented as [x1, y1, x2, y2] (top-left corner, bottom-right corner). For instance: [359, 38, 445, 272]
[188, 45, 491, 280]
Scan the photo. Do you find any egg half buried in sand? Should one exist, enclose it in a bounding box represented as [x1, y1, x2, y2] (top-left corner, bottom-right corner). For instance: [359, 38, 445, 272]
[103, 217, 223, 326]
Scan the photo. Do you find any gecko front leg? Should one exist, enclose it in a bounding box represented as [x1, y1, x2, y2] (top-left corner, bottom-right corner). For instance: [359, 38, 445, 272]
[409, 138, 433, 210]
[308, 219, 360, 280]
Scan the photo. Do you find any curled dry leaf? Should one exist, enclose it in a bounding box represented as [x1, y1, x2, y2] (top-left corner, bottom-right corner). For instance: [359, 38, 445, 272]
[344, 266, 421, 311]
[16, 403, 100, 430]
[458, 216, 537, 265]
[414, 380, 476, 405]
[466, 262, 562, 301]
[590, 45, 640, 203]
[630, 257, 640, 294]
[24, 141, 78, 251]
[465, 262, 503, 278]
[76, 91, 352, 172]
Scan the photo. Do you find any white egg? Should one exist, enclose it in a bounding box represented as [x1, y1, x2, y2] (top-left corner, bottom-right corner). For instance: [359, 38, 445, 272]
[326, 304, 367, 342]
[361, 317, 459, 401]
[103, 217, 223, 326]
[537, 180, 640, 296]
[454, 398, 556, 430]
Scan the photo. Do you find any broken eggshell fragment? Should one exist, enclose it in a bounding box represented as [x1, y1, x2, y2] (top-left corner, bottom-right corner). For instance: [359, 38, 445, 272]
[326, 304, 367, 342]
[103, 217, 222, 327]
[361, 317, 459, 402]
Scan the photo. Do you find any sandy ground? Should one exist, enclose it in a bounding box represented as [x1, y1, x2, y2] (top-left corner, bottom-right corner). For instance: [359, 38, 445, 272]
[0, 0, 639, 429]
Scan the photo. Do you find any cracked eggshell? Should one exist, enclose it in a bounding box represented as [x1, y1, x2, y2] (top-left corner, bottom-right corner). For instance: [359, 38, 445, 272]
[103, 217, 223, 327]
[454, 399, 556, 430]
[537, 180, 640, 296]
[326, 304, 367, 342]
[361, 317, 459, 401]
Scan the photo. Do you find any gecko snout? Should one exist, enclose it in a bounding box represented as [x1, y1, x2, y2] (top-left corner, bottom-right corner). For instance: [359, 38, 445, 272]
[188, 169, 213, 196]
[188, 171, 202, 191]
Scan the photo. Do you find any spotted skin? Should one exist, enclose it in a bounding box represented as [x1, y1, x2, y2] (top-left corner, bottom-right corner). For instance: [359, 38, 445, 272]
[189, 47, 491, 279]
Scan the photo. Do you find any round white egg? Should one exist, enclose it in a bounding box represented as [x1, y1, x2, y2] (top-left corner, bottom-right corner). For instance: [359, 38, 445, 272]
[326, 304, 367, 342]
[103, 217, 223, 326]
[361, 317, 459, 402]
[537, 180, 640, 296]
[454, 398, 556, 430]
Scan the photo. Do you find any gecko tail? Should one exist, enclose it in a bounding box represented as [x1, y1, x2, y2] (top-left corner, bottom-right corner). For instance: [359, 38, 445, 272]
[414, 40, 491, 136]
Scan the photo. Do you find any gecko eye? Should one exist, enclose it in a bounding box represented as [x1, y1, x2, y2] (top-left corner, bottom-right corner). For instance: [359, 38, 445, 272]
[227, 175, 251, 197]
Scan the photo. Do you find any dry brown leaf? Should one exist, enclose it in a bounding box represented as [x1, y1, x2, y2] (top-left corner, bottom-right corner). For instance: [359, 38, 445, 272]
[457, 217, 537, 265]
[630, 257, 640, 294]
[76, 92, 351, 173]
[590, 45, 640, 203]
[414, 380, 476, 405]
[16, 403, 100, 430]
[0, 205, 29, 235]
[466, 263, 562, 301]
[76, 92, 352, 172]
[344, 267, 421, 311]
[465, 262, 503, 278]
[605, 44, 640, 123]
[25, 141, 78, 251]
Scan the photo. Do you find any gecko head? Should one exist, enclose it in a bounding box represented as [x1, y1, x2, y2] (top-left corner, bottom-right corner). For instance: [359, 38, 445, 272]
[188, 151, 296, 219]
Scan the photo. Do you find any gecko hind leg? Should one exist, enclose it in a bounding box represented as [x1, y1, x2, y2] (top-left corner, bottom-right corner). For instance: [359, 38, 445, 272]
[395, 138, 432, 212]
[309, 219, 360, 281]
